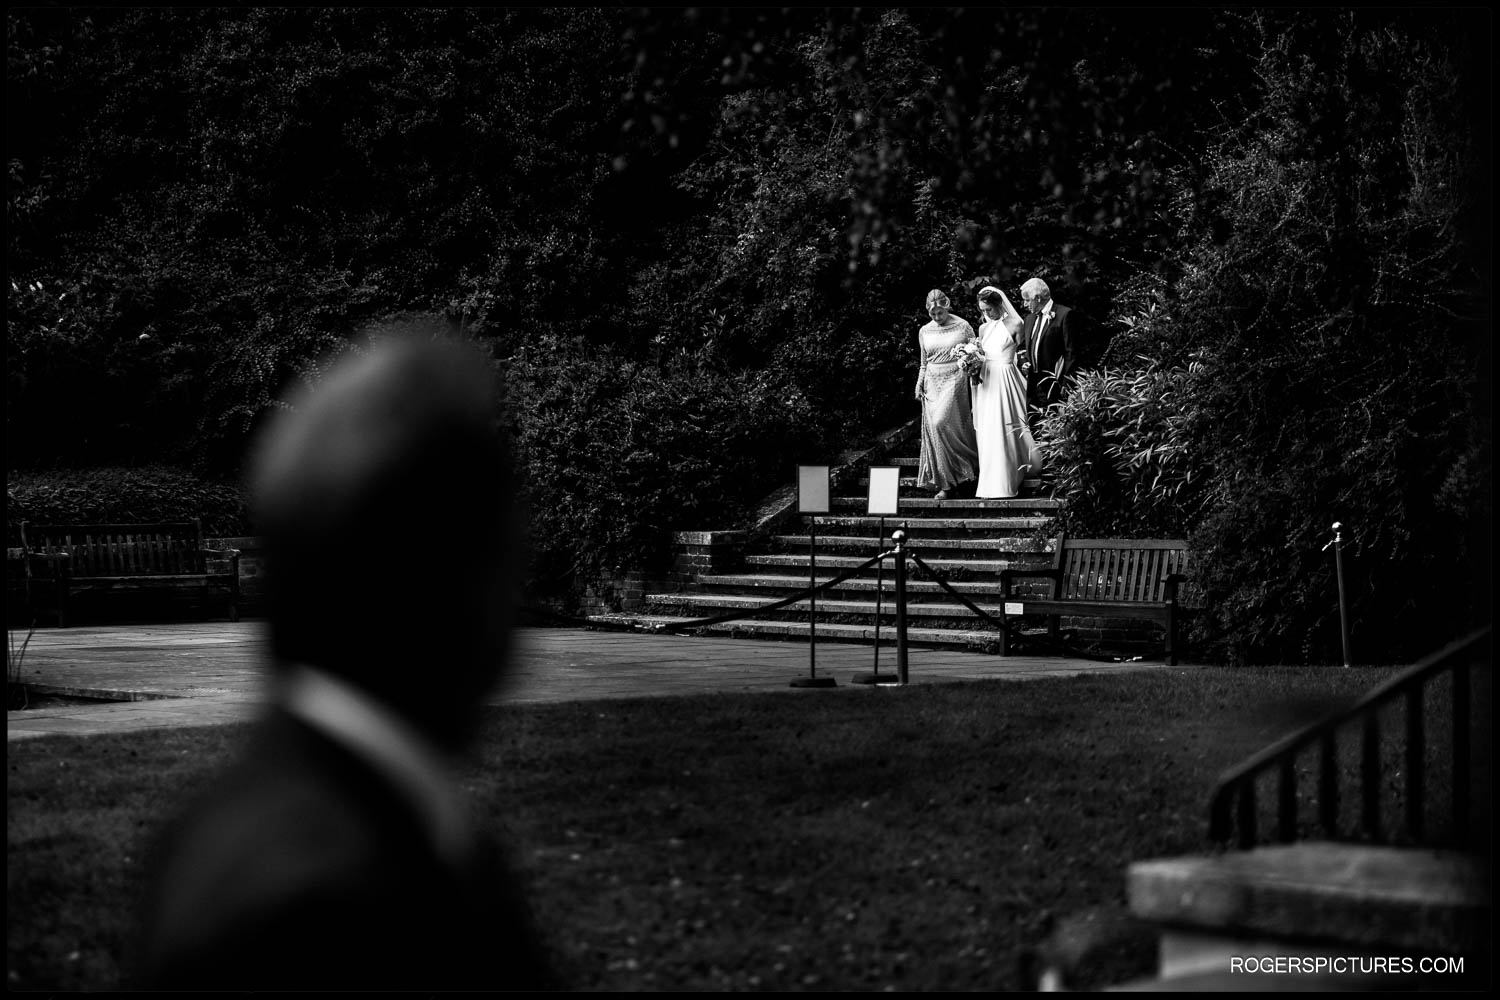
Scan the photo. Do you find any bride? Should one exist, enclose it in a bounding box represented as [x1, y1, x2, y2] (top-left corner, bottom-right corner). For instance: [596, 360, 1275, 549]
[973, 285, 1042, 498]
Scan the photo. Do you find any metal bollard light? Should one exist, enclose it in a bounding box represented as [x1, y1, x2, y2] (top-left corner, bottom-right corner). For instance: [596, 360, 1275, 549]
[1323, 521, 1352, 668]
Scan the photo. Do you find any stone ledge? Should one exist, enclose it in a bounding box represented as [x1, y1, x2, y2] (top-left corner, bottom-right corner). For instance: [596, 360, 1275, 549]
[672, 530, 747, 546]
[1128, 843, 1490, 953]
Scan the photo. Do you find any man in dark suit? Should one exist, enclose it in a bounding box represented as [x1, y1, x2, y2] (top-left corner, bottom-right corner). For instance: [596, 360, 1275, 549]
[140, 330, 556, 990]
[1020, 277, 1080, 413]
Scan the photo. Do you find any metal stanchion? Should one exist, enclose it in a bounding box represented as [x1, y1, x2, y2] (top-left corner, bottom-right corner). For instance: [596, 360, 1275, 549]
[791, 515, 836, 688]
[894, 528, 909, 686]
[1323, 521, 1353, 668]
[853, 516, 892, 686]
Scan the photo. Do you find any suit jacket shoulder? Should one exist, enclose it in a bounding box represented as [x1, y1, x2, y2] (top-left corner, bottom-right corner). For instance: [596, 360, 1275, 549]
[141, 712, 557, 991]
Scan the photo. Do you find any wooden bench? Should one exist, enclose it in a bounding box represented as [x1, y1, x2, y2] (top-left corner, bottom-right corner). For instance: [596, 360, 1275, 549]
[20, 521, 240, 627]
[998, 536, 1191, 664]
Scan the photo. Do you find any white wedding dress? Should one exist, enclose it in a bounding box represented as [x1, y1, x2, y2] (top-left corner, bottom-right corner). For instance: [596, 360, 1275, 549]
[973, 314, 1042, 498]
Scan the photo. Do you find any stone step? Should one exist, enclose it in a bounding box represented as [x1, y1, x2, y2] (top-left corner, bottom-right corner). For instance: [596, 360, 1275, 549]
[832, 497, 1062, 513]
[588, 614, 1006, 650]
[647, 593, 1007, 619]
[694, 573, 1013, 596]
[855, 474, 1046, 493]
[808, 515, 1050, 532]
[745, 553, 1047, 573]
[1128, 843, 1491, 971]
[677, 575, 1055, 605]
[770, 534, 1049, 553]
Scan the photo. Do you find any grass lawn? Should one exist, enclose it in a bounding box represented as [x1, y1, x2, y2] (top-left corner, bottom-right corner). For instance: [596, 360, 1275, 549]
[12, 663, 1479, 991]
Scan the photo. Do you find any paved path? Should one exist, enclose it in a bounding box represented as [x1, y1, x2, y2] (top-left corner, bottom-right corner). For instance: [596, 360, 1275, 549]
[8, 622, 1186, 741]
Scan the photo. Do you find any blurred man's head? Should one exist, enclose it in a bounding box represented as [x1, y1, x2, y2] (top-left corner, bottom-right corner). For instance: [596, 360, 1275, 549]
[250, 328, 516, 746]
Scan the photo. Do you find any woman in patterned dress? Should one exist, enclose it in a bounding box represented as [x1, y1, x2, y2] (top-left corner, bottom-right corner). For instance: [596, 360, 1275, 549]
[914, 289, 979, 500]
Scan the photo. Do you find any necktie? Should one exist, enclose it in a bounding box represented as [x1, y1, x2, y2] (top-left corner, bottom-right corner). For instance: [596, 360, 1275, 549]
[1032, 312, 1048, 360]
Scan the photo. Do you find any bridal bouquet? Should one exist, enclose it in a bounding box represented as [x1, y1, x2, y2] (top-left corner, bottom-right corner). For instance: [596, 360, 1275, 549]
[951, 341, 985, 384]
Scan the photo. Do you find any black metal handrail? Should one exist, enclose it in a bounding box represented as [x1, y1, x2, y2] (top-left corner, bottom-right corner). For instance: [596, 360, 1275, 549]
[1208, 626, 1492, 849]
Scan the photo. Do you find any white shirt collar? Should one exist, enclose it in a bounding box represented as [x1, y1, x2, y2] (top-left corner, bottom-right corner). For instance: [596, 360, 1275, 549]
[277, 665, 474, 864]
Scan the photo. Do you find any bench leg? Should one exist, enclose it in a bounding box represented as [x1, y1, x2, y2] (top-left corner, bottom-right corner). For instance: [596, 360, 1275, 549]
[1166, 607, 1177, 666]
[998, 611, 1011, 656]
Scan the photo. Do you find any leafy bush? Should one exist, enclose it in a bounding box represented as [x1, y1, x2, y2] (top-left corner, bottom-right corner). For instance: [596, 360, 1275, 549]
[1043, 12, 1490, 663]
[1039, 356, 1208, 539]
[6, 467, 251, 545]
[504, 339, 827, 603]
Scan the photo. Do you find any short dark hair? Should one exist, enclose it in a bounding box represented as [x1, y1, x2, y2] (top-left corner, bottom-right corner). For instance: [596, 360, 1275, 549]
[251, 326, 516, 735]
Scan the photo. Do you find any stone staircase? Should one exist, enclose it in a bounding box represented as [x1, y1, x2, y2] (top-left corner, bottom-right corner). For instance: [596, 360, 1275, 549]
[598, 443, 1064, 649]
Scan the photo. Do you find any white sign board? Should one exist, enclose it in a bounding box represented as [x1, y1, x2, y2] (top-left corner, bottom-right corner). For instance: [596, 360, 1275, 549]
[797, 465, 831, 514]
[866, 466, 901, 516]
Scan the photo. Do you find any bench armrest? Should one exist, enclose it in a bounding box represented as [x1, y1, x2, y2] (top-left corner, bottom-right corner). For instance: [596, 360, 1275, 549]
[202, 548, 241, 576]
[25, 551, 71, 577]
[1164, 572, 1191, 601]
[999, 567, 1060, 597]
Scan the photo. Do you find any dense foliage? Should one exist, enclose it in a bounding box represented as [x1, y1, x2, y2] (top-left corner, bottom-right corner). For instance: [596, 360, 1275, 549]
[6, 467, 249, 544]
[7, 9, 1491, 651]
[1042, 11, 1491, 662]
[504, 340, 825, 589]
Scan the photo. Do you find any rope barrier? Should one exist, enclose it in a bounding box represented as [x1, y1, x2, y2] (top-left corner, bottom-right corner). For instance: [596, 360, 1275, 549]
[524, 542, 1140, 665]
[905, 550, 1128, 664]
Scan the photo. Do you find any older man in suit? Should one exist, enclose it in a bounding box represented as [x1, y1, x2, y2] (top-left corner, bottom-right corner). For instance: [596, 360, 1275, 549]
[1020, 277, 1081, 413]
[140, 330, 556, 990]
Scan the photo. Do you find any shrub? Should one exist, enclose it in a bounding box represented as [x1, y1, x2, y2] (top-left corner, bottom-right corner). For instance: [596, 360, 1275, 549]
[503, 338, 827, 604]
[1044, 12, 1489, 663]
[6, 467, 251, 546]
[1038, 355, 1209, 539]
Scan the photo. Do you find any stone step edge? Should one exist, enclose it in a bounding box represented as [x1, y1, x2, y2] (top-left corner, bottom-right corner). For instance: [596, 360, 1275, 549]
[771, 535, 1048, 552]
[586, 614, 1006, 646]
[695, 575, 1016, 592]
[647, 595, 1009, 616]
[747, 554, 1049, 569]
[1128, 843, 1490, 954]
[831, 498, 1062, 511]
[807, 516, 1051, 529]
[857, 476, 1045, 489]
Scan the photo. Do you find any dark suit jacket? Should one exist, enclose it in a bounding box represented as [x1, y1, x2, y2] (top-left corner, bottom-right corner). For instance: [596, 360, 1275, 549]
[1023, 303, 1078, 408]
[140, 709, 556, 991]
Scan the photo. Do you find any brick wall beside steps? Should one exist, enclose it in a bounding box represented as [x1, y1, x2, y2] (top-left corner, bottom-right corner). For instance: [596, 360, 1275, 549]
[671, 530, 746, 582]
[576, 531, 746, 617]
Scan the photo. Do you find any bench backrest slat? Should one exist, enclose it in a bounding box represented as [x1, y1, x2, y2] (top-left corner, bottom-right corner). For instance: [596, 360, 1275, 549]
[1056, 539, 1189, 603]
[22, 521, 207, 576]
[1138, 548, 1158, 601]
[1124, 546, 1146, 601]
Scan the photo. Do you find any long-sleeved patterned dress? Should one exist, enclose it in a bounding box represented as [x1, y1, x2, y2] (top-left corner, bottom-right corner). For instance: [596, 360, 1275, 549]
[915, 316, 979, 493]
